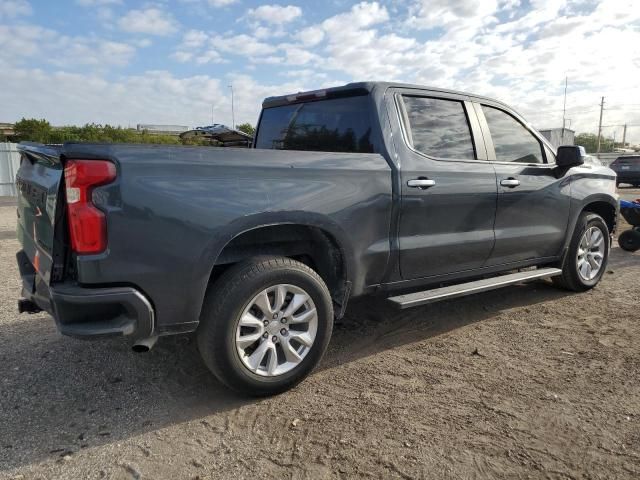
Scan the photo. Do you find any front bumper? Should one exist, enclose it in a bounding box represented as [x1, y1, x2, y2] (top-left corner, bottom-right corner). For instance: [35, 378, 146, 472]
[17, 250, 155, 339]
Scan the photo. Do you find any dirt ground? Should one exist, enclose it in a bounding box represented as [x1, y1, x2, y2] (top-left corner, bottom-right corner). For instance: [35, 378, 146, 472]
[1, 191, 639, 480]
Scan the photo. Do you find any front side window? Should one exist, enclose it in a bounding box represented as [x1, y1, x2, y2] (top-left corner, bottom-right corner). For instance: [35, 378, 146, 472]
[401, 96, 476, 160]
[255, 95, 374, 153]
[482, 106, 544, 163]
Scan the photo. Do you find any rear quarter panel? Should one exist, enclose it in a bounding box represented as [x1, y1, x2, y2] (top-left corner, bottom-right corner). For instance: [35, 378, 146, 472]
[61, 144, 392, 332]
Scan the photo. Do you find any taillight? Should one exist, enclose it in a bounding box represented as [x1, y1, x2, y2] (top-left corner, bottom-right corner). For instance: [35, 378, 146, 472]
[64, 160, 116, 254]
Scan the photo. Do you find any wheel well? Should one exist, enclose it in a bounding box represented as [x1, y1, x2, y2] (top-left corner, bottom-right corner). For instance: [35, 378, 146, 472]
[210, 224, 349, 313]
[583, 201, 617, 233]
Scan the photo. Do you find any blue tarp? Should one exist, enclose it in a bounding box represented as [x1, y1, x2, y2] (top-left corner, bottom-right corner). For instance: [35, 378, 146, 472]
[620, 200, 640, 209]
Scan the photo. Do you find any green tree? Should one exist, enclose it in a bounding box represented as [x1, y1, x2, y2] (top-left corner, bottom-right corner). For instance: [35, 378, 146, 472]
[574, 133, 616, 153]
[13, 118, 53, 143]
[236, 123, 255, 136]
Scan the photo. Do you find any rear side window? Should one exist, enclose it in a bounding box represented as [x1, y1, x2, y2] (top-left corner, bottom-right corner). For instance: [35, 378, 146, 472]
[401, 96, 476, 159]
[255, 95, 374, 153]
[482, 105, 544, 163]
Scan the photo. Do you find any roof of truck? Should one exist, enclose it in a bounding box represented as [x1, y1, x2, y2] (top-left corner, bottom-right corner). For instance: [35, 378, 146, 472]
[261, 81, 509, 109]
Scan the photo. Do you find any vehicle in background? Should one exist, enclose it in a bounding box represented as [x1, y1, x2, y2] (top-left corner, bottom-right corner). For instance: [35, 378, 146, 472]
[610, 155, 640, 187]
[15, 82, 619, 396]
[179, 124, 253, 147]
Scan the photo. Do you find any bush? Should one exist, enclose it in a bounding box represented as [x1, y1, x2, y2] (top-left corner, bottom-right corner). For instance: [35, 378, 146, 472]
[13, 118, 182, 145]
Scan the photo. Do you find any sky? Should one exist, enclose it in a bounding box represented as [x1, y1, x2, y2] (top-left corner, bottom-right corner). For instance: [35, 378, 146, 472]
[1, 0, 639, 142]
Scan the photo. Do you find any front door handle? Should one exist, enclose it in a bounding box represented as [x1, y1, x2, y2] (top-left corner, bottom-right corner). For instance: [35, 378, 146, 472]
[500, 178, 520, 188]
[407, 178, 436, 189]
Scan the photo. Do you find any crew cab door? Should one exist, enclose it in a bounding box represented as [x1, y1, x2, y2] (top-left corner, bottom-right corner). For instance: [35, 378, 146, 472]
[390, 90, 498, 280]
[475, 103, 571, 265]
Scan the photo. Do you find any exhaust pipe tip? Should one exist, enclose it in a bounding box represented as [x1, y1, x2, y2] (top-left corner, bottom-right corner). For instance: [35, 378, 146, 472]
[132, 335, 158, 353]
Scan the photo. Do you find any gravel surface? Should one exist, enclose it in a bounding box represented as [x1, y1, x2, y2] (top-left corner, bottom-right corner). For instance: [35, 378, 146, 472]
[0, 193, 639, 480]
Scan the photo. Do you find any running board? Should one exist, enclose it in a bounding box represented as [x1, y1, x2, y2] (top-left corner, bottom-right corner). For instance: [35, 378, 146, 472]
[387, 268, 562, 309]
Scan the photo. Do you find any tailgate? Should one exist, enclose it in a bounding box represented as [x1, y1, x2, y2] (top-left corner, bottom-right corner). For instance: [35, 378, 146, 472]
[15, 143, 66, 287]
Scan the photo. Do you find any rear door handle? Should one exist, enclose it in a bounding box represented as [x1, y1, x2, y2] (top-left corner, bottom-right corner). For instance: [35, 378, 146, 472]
[500, 178, 520, 188]
[407, 178, 436, 189]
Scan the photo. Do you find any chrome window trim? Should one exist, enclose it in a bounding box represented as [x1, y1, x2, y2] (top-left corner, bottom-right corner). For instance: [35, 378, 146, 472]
[476, 101, 559, 167]
[392, 91, 555, 169]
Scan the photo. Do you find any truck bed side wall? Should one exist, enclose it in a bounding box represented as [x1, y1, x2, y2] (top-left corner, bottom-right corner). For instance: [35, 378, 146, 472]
[62, 144, 393, 333]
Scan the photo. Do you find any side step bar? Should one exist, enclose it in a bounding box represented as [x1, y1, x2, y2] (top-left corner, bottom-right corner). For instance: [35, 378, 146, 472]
[387, 268, 562, 309]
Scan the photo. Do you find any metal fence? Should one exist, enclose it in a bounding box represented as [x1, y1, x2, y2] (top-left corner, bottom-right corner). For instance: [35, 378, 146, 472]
[0, 142, 20, 197]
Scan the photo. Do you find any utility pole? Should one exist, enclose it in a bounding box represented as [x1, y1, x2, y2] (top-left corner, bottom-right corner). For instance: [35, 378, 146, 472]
[596, 96, 605, 153]
[561, 76, 568, 143]
[228, 85, 235, 129]
[622, 123, 627, 148]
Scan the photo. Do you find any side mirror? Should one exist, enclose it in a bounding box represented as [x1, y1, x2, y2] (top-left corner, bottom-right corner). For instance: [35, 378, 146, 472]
[556, 145, 586, 168]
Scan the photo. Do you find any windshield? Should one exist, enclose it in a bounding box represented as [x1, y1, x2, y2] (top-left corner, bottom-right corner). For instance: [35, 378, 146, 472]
[255, 95, 375, 153]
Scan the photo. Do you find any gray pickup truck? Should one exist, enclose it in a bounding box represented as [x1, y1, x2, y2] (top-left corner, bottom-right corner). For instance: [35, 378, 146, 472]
[15, 82, 618, 395]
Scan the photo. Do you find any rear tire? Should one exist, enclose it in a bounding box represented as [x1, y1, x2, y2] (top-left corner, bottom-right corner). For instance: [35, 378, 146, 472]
[553, 212, 610, 292]
[618, 229, 640, 252]
[197, 257, 333, 396]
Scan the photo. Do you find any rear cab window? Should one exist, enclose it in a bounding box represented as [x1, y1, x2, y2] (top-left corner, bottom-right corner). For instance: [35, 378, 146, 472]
[255, 95, 375, 153]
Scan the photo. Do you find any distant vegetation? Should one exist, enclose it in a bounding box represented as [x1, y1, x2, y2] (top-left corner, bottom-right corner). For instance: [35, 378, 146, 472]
[236, 123, 256, 136]
[8, 118, 256, 146]
[574, 132, 635, 153]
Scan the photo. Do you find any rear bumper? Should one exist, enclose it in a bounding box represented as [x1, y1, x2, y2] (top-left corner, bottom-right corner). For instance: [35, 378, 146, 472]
[17, 250, 155, 339]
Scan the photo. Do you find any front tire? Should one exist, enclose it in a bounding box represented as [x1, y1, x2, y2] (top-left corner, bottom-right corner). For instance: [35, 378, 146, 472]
[554, 212, 610, 292]
[197, 257, 333, 396]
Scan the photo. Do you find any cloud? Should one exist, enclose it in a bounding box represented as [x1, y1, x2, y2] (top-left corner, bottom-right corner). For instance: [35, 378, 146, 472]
[208, 0, 238, 5]
[311, 2, 413, 78]
[76, 0, 121, 6]
[0, 24, 136, 68]
[0, 0, 32, 18]
[294, 26, 325, 47]
[408, 0, 497, 29]
[172, 30, 224, 64]
[0, 67, 311, 130]
[246, 4, 302, 25]
[181, 29, 208, 48]
[118, 8, 179, 36]
[279, 45, 322, 66]
[212, 34, 273, 56]
[0, 68, 224, 127]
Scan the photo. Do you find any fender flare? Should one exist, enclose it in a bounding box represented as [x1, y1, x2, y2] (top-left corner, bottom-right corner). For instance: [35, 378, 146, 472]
[562, 193, 619, 257]
[194, 211, 359, 316]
